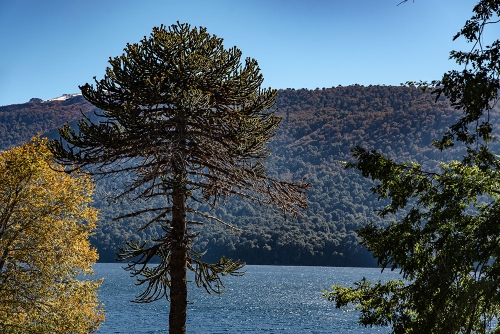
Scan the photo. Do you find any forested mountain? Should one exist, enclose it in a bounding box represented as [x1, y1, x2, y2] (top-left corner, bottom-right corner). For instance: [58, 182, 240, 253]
[0, 95, 93, 149]
[2, 86, 491, 266]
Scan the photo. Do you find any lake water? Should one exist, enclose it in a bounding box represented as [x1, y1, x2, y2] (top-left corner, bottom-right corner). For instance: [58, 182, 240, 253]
[94, 263, 399, 333]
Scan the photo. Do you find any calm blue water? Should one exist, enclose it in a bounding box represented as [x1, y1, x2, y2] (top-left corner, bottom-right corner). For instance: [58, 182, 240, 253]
[94, 264, 399, 333]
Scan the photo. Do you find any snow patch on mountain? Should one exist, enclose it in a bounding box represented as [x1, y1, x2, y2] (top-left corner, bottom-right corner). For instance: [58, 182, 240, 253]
[44, 93, 82, 102]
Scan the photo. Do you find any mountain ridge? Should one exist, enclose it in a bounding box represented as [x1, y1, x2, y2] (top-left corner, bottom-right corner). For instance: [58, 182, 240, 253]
[2, 85, 489, 266]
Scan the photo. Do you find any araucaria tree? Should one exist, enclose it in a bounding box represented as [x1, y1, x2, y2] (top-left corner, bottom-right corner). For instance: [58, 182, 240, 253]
[50, 22, 308, 333]
[0, 137, 104, 333]
[324, 1, 500, 333]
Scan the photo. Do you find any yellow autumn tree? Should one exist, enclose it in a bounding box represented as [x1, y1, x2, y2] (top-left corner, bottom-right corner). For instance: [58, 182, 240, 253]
[0, 137, 104, 333]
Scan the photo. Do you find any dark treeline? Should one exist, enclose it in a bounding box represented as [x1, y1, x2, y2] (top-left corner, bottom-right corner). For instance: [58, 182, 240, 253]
[2, 85, 493, 266]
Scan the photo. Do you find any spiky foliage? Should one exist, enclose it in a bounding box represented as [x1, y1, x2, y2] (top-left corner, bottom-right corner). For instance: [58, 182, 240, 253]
[50, 22, 308, 334]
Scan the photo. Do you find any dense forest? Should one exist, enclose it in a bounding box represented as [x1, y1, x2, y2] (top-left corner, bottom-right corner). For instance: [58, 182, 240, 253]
[2, 85, 493, 266]
[0, 95, 93, 149]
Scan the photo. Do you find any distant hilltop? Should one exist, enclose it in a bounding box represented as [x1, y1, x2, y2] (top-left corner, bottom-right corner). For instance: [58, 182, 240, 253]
[29, 93, 82, 104]
[1, 93, 94, 150]
[46, 93, 82, 102]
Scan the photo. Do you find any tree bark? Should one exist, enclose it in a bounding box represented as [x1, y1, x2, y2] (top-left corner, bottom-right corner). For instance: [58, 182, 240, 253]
[169, 187, 188, 334]
[169, 120, 188, 334]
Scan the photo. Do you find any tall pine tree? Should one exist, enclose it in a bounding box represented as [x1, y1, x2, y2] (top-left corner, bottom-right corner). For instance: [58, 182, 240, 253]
[50, 22, 308, 334]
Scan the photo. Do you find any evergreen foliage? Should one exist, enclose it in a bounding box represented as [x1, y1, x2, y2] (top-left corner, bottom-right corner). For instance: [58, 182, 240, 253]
[49, 22, 308, 334]
[323, 1, 500, 332]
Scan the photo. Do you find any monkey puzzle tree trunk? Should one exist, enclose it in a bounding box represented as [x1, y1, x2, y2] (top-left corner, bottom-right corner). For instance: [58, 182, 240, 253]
[169, 120, 188, 334]
[169, 186, 188, 334]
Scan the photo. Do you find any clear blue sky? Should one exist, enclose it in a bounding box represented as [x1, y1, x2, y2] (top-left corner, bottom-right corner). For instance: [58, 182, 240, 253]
[0, 0, 486, 106]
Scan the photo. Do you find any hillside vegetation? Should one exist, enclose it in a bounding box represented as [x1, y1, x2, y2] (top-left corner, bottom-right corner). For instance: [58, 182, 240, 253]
[0, 95, 92, 149]
[2, 85, 492, 266]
